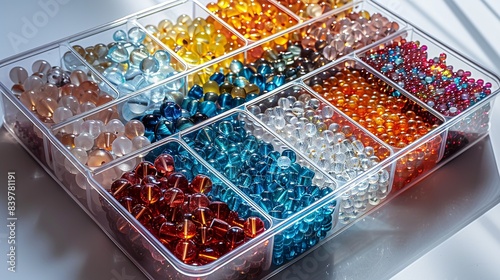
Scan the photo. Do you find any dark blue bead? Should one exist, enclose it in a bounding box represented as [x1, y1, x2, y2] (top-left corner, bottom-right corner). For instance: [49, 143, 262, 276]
[144, 130, 155, 142]
[250, 74, 265, 91]
[225, 72, 237, 84]
[209, 72, 225, 84]
[187, 84, 203, 99]
[199, 101, 217, 117]
[265, 82, 277, 92]
[181, 96, 194, 110]
[190, 112, 208, 124]
[141, 114, 162, 132]
[160, 101, 182, 121]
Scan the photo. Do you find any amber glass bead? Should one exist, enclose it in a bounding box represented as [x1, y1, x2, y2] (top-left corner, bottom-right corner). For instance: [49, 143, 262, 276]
[276, 0, 352, 19]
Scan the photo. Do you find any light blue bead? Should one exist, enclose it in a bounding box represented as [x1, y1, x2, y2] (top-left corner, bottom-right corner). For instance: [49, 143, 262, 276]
[128, 27, 146, 45]
[103, 67, 126, 85]
[229, 60, 244, 73]
[108, 44, 129, 63]
[140, 56, 160, 76]
[199, 101, 217, 117]
[113, 30, 127, 42]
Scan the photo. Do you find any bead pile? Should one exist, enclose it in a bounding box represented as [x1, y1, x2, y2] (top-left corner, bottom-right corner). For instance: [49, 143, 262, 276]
[206, 0, 298, 41]
[183, 113, 336, 265]
[73, 27, 182, 97]
[10, 61, 115, 125]
[146, 14, 244, 66]
[300, 11, 400, 61]
[307, 66, 443, 189]
[361, 39, 493, 117]
[108, 151, 267, 267]
[248, 86, 391, 223]
[275, 0, 352, 19]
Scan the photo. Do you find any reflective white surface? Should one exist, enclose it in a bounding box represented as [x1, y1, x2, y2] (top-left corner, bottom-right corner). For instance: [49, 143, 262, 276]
[0, 1, 499, 279]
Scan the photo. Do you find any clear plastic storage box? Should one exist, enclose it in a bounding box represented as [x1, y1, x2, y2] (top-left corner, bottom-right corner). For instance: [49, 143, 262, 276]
[1, 0, 499, 279]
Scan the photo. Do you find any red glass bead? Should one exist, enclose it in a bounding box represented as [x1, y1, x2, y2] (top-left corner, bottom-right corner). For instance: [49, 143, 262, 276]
[195, 226, 213, 245]
[126, 184, 142, 198]
[198, 247, 220, 264]
[134, 161, 157, 179]
[131, 204, 152, 226]
[140, 183, 162, 204]
[174, 240, 198, 263]
[163, 187, 185, 207]
[159, 221, 178, 240]
[212, 240, 229, 256]
[225, 227, 245, 250]
[210, 218, 231, 238]
[151, 214, 167, 235]
[157, 177, 169, 190]
[167, 172, 189, 192]
[118, 196, 135, 213]
[209, 201, 231, 220]
[189, 174, 213, 194]
[121, 171, 140, 185]
[243, 217, 266, 238]
[165, 205, 186, 223]
[177, 219, 197, 239]
[154, 153, 176, 177]
[192, 207, 214, 226]
[142, 175, 159, 185]
[227, 211, 245, 228]
[189, 193, 210, 212]
[110, 179, 131, 199]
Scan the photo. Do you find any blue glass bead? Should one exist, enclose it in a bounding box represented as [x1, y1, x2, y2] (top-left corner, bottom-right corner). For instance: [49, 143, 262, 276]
[199, 101, 217, 117]
[257, 64, 273, 76]
[245, 93, 259, 101]
[164, 71, 184, 90]
[265, 82, 277, 92]
[228, 152, 243, 167]
[185, 99, 199, 116]
[141, 114, 161, 132]
[226, 142, 241, 154]
[225, 73, 237, 84]
[204, 92, 218, 103]
[277, 156, 292, 169]
[112, 30, 127, 42]
[140, 56, 160, 76]
[269, 209, 283, 219]
[259, 198, 273, 212]
[213, 135, 228, 151]
[234, 76, 249, 88]
[190, 112, 208, 124]
[196, 127, 215, 145]
[160, 101, 182, 121]
[281, 150, 296, 163]
[175, 117, 194, 131]
[224, 166, 239, 180]
[249, 74, 265, 90]
[128, 27, 146, 45]
[237, 173, 252, 187]
[144, 130, 155, 142]
[217, 93, 233, 109]
[232, 97, 245, 107]
[154, 50, 171, 66]
[243, 137, 258, 152]
[108, 44, 129, 63]
[217, 120, 234, 135]
[103, 67, 126, 85]
[229, 60, 244, 74]
[258, 142, 274, 155]
[188, 84, 203, 99]
[239, 67, 254, 80]
[272, 74, 286, 87]
[209, 72, 225, 84]
[155, 120, 174, 141]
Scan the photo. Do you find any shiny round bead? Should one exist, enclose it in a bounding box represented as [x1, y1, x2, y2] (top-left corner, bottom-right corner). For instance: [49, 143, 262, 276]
[134, 161, 157, 178]
[192, 207, 214, 226]
[53, 107, 73, 124]
[74, 132, 94, 151]
[95, 132, 117, 151]
[87, 149, 114, 168]
[154, 153, 176, 177]
[243, 217, 266, 238]
[189, 174, 213, 194]
[140, 183, 162, 204]
[112, 136, 133, 156]
[163, 187, 185, 207]
[174, 240, 197, 263]
[124, 120, 145, 139]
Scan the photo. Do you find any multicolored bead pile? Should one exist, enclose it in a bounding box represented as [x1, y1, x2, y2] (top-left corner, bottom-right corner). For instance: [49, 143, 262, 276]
[361, 39, 493, 117]
[108, 150, 267, 267]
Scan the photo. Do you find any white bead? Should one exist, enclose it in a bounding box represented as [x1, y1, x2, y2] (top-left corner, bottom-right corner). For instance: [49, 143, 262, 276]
[105, 119, 125, 134]
[53, 107, 73, 124]
[81, 120, 104, 138]
[112, 136, 133, 156]
[58, 95, 80, 114]
[132, 135, 150, 150]
[74, 132, 94, 150]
